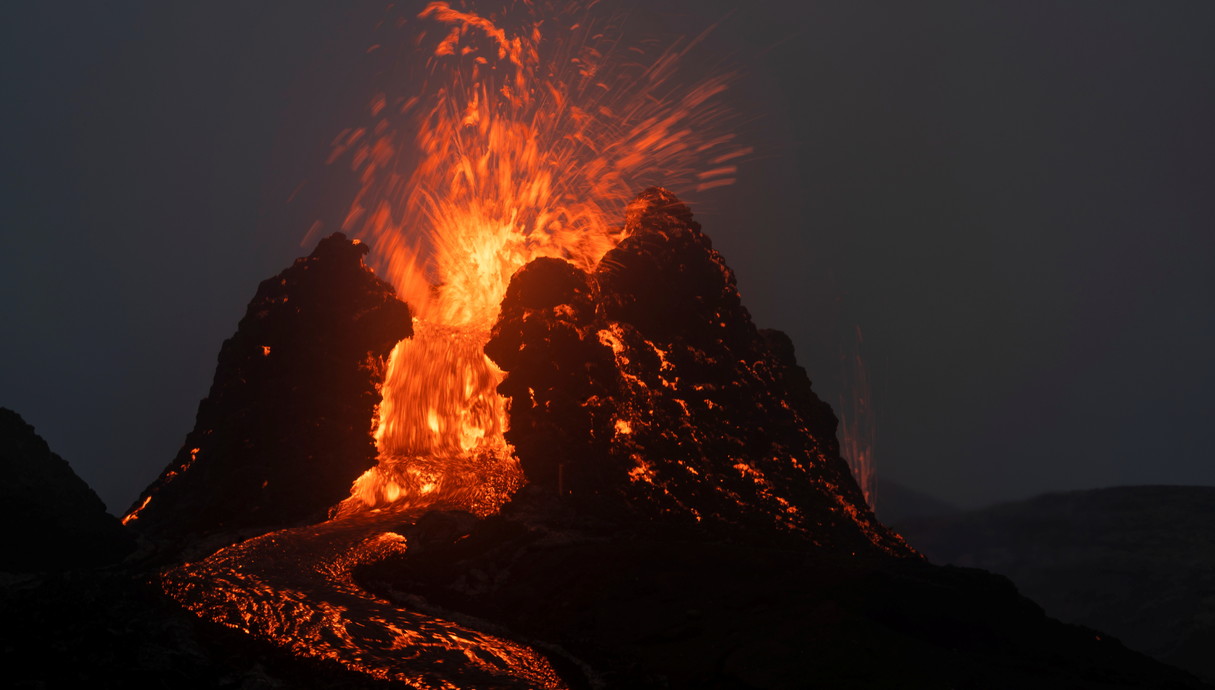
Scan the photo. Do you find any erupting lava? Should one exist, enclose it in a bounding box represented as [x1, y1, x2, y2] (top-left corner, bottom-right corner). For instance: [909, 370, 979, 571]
[331, 1, 748, 516]
[124, 6, 910, 686]
[839, 326, 877, 510]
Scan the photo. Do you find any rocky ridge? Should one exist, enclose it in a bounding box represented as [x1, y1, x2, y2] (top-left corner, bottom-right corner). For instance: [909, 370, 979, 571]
[123, 233, 412, 541]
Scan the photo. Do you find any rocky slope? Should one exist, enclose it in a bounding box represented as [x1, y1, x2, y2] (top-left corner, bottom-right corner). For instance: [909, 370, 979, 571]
[358, 510, 1206, 689]
[487, 188, 904, 555]
[898, 485, 1215, 681]
[0, 408, 133, 572]
[122, 233, 412, 542]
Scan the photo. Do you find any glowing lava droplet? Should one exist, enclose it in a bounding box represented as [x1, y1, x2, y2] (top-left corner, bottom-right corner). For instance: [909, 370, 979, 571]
[838, 326, 877, 511]
[332, 1, 747, 516]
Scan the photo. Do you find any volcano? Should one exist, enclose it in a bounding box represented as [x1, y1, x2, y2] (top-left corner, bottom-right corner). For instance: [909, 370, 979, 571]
[4, 189, 1206, 689]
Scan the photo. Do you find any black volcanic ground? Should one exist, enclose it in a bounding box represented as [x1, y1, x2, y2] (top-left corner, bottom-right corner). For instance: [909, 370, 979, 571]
[2, 191, 1211, 689]
[897, 485, 1215, 683]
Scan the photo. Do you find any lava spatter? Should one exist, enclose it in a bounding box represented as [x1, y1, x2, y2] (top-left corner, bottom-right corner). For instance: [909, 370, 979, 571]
[333, 1, 746, 516]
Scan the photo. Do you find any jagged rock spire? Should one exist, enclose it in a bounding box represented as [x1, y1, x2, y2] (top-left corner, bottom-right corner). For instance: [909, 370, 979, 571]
[124, 233, 412, 541]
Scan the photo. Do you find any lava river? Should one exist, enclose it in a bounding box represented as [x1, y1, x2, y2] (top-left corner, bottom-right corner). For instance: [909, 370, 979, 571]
[161, 511, 566, 689]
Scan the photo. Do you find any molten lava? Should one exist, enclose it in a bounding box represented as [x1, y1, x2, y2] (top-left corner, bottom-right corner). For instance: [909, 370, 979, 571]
[332, 1, 746, 516]
[839, 326, 877, 510]
[164, 510, 565, 689]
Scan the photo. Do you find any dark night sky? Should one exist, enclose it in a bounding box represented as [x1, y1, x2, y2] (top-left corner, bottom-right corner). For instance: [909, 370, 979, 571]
[3, 2, 1213, 514]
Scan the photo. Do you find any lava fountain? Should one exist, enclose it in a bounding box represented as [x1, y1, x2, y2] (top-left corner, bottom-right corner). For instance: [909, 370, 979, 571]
[331, 1, 748, 516]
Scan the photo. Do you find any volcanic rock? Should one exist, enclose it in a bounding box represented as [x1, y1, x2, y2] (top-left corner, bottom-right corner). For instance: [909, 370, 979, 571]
[124, 233, 412, 541]
[0, 408, 133, 572]
[356, 516, 1209, 689]
[487, 187, 904, 554]
[389, 189, 1213, 687]
[898, 486, 1215, 681]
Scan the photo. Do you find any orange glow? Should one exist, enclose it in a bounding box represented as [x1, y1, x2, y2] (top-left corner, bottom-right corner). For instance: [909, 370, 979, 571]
[838, 326, 877, 509]
[332, 1, 745, 516]
[121, 495, 151, 526]
[163, 512, 565, 688]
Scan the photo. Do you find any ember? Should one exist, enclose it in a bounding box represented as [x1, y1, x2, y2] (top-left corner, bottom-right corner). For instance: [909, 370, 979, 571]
[839, 325, 877, 510]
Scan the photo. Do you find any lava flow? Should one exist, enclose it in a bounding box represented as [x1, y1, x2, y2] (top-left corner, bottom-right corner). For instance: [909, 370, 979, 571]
[164, 510, 564, 689]
[331, 1, 747, 517]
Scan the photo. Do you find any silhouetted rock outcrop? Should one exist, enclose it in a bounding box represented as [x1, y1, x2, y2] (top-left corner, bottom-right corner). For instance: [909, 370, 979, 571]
[899, 486, 1215, 682]
[0, 408, 133, 571]
[488, 188, 905, 554]
[124, 233, 412, 541]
